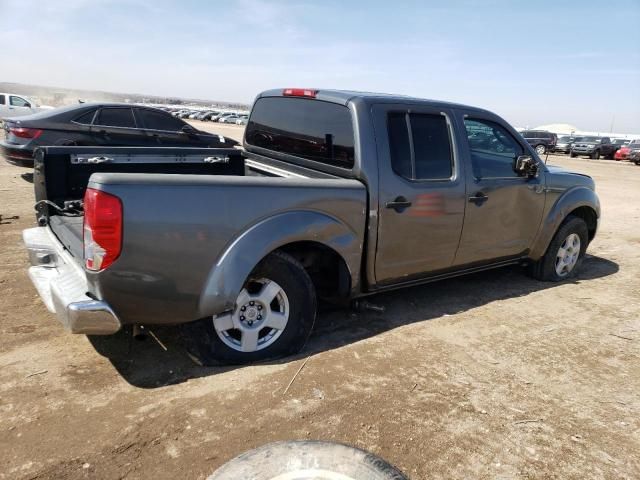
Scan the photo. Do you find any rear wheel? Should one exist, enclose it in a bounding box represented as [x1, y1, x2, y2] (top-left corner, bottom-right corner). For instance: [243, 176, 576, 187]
[182, 251, 316, 365]
[591, 150, 600, 160]
[535, 144, 546, 155]
[529, 215, 588, 282]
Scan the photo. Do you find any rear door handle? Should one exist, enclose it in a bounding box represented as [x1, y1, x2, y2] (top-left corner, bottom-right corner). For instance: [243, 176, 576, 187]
[385, 196, 412, 212]
[468, 192, 489, 205]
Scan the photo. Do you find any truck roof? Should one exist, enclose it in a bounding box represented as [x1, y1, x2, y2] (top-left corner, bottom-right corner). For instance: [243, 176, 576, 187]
[258, 88, 492, 115]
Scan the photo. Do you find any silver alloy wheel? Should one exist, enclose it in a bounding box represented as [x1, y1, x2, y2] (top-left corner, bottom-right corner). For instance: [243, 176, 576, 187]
[213, 278, 289, 352]
[535, 145, 546, 155]
[555, 233, 581, 277]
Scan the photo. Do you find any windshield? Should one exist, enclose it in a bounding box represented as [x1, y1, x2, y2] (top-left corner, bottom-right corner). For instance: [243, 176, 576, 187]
[581, 136, 601, 143]
[558, 136, 572, 142]
[613, 139, 628, 145]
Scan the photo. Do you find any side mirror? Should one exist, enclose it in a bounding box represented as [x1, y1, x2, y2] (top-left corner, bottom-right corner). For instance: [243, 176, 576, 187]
[24, 103, 31, 108]
[515, 155, 539, 178]
[180, 125, 196, 135]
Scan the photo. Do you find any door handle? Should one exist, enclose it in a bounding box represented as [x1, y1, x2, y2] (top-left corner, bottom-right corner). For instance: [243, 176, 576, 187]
[385, 196, 412, 212]
[468, 192, 489, 205]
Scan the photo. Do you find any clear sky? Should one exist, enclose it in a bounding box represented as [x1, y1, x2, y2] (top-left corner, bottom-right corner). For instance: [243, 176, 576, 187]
[1, 0, 639, 131]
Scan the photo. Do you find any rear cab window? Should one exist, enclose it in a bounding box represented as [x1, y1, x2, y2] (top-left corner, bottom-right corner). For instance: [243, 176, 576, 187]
[245, 97, 355, 169]
[0, 95, 5, 105]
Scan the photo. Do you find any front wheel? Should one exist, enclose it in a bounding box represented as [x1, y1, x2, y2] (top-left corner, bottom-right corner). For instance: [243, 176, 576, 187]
[529, 215, 589, 282]
[182, 251, 316, 365]
[591, 150, 601, 160]
[535, 144, 546, 155]
[570, 151, 577, 158]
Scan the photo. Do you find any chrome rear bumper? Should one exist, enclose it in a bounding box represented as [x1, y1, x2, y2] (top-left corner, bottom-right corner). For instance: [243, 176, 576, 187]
[23, 226, 121, 335]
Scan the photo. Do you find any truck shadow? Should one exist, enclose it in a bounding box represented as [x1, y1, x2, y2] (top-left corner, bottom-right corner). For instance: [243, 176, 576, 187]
[88, 254, 618, 389]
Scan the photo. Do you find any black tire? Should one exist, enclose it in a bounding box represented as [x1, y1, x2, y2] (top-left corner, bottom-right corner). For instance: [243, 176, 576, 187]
[535, 144, 546, 155]
[570, 151, 577, 158]
[208, 441, 409, 480]
[182, 251, 316, 365]
[591, 150, 600, 160]
[529, 215, 589, 282]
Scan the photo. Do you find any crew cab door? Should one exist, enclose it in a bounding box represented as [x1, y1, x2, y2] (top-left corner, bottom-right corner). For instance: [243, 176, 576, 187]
[372, 104, 467, 284]
[453, 113, 546, 265]
[91, 107, 148, 146]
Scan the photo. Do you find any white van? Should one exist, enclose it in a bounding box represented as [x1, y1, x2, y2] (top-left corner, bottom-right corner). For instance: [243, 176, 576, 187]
[0, 93, 40, 119]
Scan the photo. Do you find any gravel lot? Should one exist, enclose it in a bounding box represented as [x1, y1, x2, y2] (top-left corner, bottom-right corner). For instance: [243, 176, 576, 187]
[0, 141, 638, 479]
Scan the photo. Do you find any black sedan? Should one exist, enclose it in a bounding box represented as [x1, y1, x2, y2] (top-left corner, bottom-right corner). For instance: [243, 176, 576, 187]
[0, 103, 239, 166]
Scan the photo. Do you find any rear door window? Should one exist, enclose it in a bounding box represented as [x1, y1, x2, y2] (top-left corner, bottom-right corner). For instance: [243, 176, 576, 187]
[135, 108, 185, 131]
[387, 112, 453, 180]
[245, 97, 355, 168]
[95, 108, 136, 128]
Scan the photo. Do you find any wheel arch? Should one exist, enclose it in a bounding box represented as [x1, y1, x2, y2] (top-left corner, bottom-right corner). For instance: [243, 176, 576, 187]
[529, 187, 600, 260]
[197, 211, 362, 318]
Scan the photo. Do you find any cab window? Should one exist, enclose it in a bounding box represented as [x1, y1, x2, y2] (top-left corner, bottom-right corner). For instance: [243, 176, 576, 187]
[464, 119, 523, 178]
[10, 96, 30, 107]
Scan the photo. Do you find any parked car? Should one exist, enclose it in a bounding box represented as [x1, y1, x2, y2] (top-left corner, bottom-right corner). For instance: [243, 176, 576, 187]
[554, 135, 578, 154]
[570, 136, 617, 159]
[630, 148, 640, 165]
[211, 112, 234, 122]
[0, 93, 42, 119]
[202, 111, 220, 121]
[615, 139, 640, 161]
[0, 103, 238, 166]
[611, 138, 630, 156]
[219, 115, 240, 124]
[23, 88, 600, 365]
[236, 116, 249, 125]
[520, 130, 558, 155]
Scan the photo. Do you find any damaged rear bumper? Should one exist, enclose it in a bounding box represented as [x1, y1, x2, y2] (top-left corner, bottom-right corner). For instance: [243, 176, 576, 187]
[23, 226, 121, 335]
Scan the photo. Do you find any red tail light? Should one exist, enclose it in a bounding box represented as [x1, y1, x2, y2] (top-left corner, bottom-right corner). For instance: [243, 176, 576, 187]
[83, 188, 122, 271]
[283, 88, 318, 98]
[10, 127, 43, 139]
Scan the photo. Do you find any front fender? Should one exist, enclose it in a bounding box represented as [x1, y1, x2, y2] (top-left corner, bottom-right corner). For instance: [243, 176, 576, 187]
[198, 210, 362, 317]
[529, 186, 600, 260]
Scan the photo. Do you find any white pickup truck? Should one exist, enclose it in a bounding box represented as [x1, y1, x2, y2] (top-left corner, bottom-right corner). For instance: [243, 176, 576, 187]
[0, 93, 42, 119]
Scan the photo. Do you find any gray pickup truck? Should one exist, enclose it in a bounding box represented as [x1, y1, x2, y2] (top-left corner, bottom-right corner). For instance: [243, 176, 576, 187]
[24, 89, 600, 365]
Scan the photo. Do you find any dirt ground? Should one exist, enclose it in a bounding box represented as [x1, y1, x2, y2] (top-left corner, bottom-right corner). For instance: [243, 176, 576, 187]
[0, 139, 638, 479]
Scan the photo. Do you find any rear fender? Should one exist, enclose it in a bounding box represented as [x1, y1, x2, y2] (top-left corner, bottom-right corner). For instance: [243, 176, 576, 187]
[529, 186, 600, 260]
[198, 211, 362, 317]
